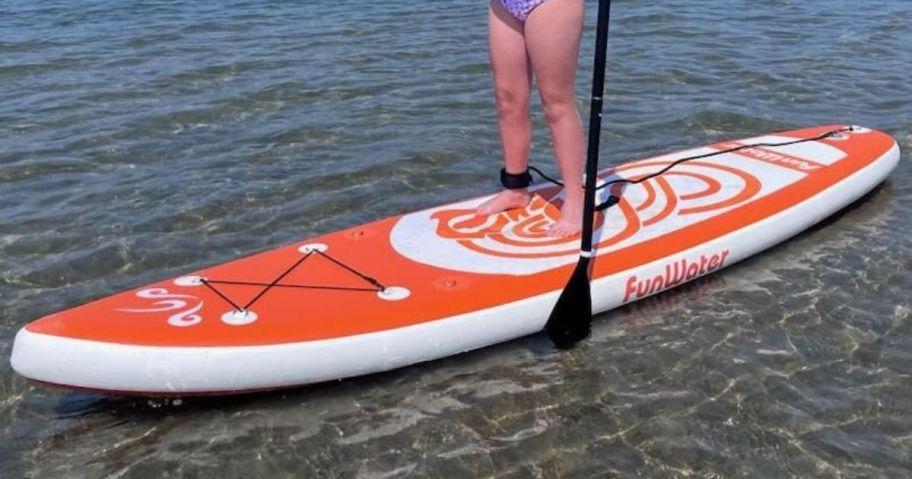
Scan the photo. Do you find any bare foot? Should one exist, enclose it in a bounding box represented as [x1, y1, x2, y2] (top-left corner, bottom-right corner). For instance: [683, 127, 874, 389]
[548, 188, 584, 238]
[475, 189, 532, 216]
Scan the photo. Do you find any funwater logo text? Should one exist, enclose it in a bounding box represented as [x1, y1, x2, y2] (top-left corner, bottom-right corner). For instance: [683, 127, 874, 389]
[623, 249, 730, 303]
[720, 142, 822, 172]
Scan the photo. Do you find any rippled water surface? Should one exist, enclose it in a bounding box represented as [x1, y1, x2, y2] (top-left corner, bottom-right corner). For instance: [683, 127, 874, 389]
[2, 0, 911, 477]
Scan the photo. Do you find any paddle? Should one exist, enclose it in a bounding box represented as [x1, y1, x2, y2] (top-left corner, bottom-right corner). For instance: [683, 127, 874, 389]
[544, 0, 612, 348]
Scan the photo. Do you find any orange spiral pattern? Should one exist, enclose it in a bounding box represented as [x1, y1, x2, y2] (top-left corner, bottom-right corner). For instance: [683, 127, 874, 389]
[431, 160, 761, 259]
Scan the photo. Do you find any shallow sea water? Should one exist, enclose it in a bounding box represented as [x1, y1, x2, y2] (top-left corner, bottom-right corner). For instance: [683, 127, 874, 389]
[1, 0, 911, 477]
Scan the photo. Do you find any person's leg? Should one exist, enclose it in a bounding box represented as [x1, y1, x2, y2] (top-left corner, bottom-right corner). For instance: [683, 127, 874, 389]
[524, 0, 585, 237]
[476, 0, 535, 217]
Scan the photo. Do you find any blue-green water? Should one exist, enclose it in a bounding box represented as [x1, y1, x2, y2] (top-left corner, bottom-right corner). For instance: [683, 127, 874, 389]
[1, 0, 911, 477]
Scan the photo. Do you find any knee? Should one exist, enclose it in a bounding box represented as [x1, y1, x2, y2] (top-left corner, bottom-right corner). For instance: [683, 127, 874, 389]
[540, 91, 578, 125]
[494, 87, 529, 120]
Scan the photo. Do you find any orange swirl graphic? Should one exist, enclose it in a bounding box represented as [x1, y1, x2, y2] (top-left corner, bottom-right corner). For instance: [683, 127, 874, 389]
[674, 172, 721, 200]
[676, 162, 760, 214]
[430, 160, 760, 259]
[642, 176, 678, 227]
[617, 160, 760, 217]
[637, 180, 657, 212]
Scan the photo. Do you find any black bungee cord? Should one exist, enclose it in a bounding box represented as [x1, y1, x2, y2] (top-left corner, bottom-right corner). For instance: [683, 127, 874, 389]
[529, 126, 853, 211]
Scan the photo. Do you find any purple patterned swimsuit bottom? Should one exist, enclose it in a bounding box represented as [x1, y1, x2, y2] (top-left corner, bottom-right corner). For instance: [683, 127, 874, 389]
[498, 0, 549, 22]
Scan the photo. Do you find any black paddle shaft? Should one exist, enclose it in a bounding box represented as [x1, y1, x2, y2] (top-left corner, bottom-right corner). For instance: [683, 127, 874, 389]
[544, 0, 612, 348]
[581, 0, 612, 252]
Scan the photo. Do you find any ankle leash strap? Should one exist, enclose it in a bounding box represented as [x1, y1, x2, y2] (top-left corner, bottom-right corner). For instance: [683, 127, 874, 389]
[500, 168, 534, 189]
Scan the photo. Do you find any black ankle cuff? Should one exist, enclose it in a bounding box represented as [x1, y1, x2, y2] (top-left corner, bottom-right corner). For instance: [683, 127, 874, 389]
[500, 168, 533, 189]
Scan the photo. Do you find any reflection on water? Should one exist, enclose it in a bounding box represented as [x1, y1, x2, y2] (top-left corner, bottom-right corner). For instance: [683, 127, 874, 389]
[1, 0, 911, 477]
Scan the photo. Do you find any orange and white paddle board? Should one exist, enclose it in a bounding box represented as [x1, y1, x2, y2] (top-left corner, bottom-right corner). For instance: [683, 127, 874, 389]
[10, 125, 900, 395]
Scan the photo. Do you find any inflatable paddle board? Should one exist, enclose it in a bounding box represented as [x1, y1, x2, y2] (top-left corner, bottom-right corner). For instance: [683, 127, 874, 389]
[10, 125, 900, 395]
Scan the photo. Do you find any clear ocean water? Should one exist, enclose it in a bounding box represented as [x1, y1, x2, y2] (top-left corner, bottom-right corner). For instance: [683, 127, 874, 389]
[1, 0, 910, 477]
